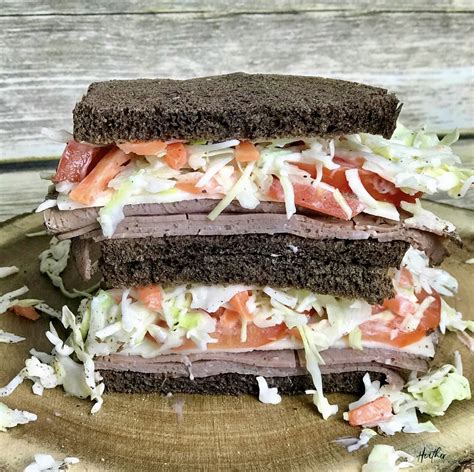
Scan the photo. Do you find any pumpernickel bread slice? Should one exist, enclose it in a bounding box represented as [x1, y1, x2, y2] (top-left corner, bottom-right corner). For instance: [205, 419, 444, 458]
[96, 348, 425, 394]
[99, 370, 385, 395]
[73, 73, 401, 144]
[98, 235, 407, 304]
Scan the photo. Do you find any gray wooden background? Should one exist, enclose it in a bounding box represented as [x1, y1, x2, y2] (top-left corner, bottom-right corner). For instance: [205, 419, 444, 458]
[0, 1, 473, 219]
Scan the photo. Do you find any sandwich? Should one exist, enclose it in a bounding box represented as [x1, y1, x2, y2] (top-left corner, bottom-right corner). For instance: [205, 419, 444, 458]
[37, 73, 472, 417]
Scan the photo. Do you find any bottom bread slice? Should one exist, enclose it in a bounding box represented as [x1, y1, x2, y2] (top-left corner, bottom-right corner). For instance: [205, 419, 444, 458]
[95, 348, 426, 395]
[99, 370, 389, 395]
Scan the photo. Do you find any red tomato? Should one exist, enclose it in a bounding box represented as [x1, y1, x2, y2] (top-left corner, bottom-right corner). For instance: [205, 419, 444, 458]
[398, 267, 414, 289]
[136, 285, 162, 310]
[235, 141, 260, 162]
[267, 177, 364, 220]
[348, 396, 393, 426]
[290, 161, 420, 206]
[175, 177, 222, 196]
[383, 295, 416, 318]
[117, 140, 166, 156]
[228, 291, 252, 321]
[10, 305, 40, 321]
[165, 142, 188, 170]
[209, 310, 288, 349]
[53, 141, 111, 183]
[69, 148, 130, 205]
[360, 291, 441, 348]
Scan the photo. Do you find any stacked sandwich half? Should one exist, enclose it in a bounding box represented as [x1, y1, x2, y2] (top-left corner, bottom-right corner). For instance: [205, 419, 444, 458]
[42, 73, 472, 417]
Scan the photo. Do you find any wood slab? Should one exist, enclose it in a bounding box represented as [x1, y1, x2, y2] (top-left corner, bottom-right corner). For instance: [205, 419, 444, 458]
[0, 209, 473, 471]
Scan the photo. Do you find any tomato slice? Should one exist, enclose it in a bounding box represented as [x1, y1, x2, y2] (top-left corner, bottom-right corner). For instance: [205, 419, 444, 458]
[136, 285, 162, 311]
[360, 290, 441, 348]
[117, 140, 167, 156]
[348, 396, 393, 426]
[235, 141, 260, 162]
[290, 161, 420, 206]
[10, 305, 40, 321]
[228, 291, 252, 321]
[267, 177, 364, 220]
[209, 311, 288, 349]
[53, 141, 111, 183]
[175, 174, 223, 196]
[383, 295, 416, 318]
[398, 267, 414, 289]
[165, 142, 188, 170]
[69, 148, 130, 205]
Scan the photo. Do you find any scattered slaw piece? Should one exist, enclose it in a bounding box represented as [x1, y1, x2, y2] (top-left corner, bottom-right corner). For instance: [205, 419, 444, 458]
[0, 266, 19, 278]
[39, 237, 99, 299]
[0, 330, 25, 344]
[333, 428, 377, 453]
[0, 401, 37, 432]
[256, 376, 282, 405]
[344, 352, 470, 435]
[362, 445, 414, 472]
[24, 454, 80, 472]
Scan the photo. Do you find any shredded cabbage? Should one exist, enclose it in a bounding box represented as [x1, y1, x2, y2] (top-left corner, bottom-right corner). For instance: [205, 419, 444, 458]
[98, 179, 135, 238]
[345, 353, 470, 435]
[0, 266, 19, 278]
[39, 237, 99, 298]
[345, 168, 399, 220]
[362, 445, 415, 472]
[0, 330, 25, 344]
[333, 428, 377, 453]
[344, 373, 438, 435]
[348, 327, 363, 350]
[0, 401, 37, 431]
[300, 326, 338, 419]
[405, 354, 471, 416]
[208, 162, 256, 220]
[401, 199, 457, 235]
[439, 299, 474, 334]
[402, 247, 458, 296]
[256, 376, 282, 405]
[189, 285, 251, 313]
[0, 306, 105, 414]
[35, 199, 57, 213]
[0, 286, 29, 313]
[24, 454, 80, 472]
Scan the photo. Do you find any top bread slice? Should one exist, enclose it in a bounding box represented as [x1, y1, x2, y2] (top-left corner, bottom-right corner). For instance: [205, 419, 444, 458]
[73, 73, 401, 144]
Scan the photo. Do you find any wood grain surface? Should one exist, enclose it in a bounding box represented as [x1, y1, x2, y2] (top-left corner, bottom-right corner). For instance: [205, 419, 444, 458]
[1, 3, 473, 161]
[3, 0, 474, 15]
[0, 208, 472, 471]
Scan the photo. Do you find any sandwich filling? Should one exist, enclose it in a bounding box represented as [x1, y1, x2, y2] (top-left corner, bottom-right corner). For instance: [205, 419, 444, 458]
[77, 248, 452, 360]
[45, 124, 473, 238]
[60, 247, 458, 417]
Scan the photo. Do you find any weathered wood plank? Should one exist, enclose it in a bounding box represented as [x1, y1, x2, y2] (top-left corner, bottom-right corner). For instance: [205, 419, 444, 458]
[2, 0, 473, 15]
[1, 11, 472, 161]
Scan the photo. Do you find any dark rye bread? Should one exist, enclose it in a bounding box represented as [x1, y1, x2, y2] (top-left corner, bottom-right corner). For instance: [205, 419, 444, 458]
[99, 370, 386, 395]
[99, 235, 409, 303]
[73, 73, 401, 144]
